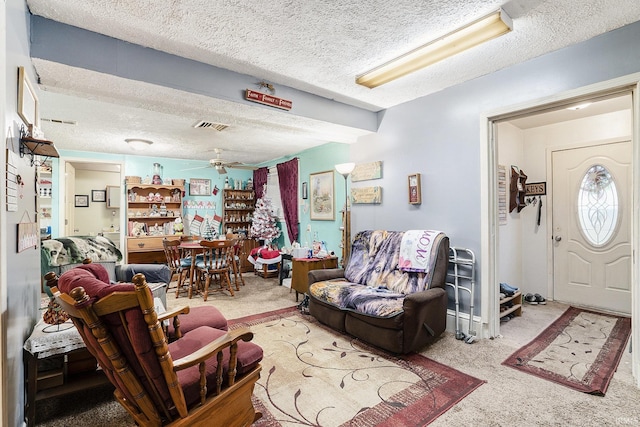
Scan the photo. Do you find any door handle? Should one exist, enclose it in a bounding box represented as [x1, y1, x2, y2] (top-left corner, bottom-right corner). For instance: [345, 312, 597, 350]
[554, 236, 562, 242]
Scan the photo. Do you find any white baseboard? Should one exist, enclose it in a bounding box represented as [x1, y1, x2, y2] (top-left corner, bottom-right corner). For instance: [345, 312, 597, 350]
[445, 309, 482, 339]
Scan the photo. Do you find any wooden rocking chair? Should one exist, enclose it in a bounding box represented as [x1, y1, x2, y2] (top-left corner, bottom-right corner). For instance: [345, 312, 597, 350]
[47, 264, 263, 426]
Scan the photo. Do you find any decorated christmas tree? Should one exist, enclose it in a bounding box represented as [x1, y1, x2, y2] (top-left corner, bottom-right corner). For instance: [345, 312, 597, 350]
[249, 195, 281, 243]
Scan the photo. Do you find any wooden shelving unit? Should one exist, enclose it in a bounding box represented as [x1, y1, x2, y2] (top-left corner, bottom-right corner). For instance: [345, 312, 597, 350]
[222, 189, 258, 272]
[500, 291, 522, 318]
[125, 183, 184, 263]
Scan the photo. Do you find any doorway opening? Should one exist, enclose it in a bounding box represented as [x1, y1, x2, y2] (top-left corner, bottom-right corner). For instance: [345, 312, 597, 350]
[481, 77, 639, 387]
[57, 158, 124, 250]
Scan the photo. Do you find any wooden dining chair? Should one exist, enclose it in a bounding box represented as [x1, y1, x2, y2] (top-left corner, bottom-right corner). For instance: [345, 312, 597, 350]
[47, 265, 263, 426]
[197, 240, 237, 299]
[162, 238, 190, 295]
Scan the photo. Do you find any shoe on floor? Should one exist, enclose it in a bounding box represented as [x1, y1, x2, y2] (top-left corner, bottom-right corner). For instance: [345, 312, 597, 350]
[534, 294, 547, 305]
[524, 293, 538, 304]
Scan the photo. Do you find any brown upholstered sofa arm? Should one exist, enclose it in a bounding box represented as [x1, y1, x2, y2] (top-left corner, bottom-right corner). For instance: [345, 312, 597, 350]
[403, 287, 448, 345]
[308, 268, 345, 284]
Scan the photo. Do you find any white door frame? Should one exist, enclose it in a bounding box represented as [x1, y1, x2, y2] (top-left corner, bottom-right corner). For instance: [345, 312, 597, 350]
[480, 73, 640, 387]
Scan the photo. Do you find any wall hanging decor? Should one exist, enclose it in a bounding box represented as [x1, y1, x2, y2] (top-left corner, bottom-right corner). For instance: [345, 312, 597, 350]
[309, 170, 334, 220]
[17, 66, 39, 127]
[74, 194, 89, 207]
[17, 211, 38, 253]
[189, 178, 211, 196]
[351, 161, 383, 182]
[408, 173, 421, 204]
[351, 186, 382, 204]
[497, 165, 507, 225]
[91, 189, 106, 202]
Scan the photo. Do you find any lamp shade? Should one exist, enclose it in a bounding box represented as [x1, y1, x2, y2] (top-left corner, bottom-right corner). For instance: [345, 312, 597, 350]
[335, 162, 356, 176]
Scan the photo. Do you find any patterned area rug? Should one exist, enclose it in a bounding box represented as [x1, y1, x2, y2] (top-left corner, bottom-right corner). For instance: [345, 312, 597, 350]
[229, 308, 485, 426]
[502, 306, 631, 396]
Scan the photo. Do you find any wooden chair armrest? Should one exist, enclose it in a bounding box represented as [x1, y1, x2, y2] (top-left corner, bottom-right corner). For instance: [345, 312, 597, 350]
[157, 305, 190, 322]
[172, 327, 254, 371]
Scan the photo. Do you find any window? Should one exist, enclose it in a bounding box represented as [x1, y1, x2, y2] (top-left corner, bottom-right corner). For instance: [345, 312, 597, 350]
[577, 164, 619, 247]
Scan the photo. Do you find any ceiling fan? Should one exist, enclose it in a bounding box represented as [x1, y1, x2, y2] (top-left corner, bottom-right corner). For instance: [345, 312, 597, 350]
[206, 148, 258, 174]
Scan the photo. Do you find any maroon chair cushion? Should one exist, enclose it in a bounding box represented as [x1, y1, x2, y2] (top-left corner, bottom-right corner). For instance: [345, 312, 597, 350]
[75, 263, 112, 284]
[170, 326, 263, 406]
[166, 305, 228, 340]
[58, 267, 171, 408]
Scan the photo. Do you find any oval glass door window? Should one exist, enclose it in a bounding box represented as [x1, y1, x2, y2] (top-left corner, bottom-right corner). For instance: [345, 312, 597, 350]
[577, 164, 619, 247]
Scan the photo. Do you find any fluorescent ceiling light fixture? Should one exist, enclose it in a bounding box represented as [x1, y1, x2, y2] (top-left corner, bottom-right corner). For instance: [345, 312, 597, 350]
[356, 9, 512, 88]
[125, 138, 154, 151]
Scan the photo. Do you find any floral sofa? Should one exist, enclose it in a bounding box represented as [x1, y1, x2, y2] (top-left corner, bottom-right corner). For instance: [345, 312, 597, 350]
[308, 230, 450, 354]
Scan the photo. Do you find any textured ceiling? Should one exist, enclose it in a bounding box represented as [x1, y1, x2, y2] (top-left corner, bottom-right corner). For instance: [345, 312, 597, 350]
[25, 0, 640, 165]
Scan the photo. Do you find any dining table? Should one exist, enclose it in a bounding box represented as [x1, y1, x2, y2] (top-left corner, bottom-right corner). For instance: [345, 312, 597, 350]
[178, 239, 239, 298]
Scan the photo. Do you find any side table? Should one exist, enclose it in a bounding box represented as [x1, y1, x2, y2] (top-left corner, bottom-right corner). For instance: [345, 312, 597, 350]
[291, 257, 339, 301]
[23, 319, 111, 427]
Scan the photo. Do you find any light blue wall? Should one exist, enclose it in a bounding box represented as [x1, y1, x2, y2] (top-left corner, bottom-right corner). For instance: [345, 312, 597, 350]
[351, 20, 640, 314]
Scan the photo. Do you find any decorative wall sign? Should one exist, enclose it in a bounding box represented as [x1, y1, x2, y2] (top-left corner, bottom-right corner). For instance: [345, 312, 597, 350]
[18, 211, 38, 252]
[351, 186, 382, 204]
[408, 173, 421, 204]
[189, 178, 211, 196]
[498, 165, 507, 225]
[245, 89, 292, 110]
[351, 161, 382, 182]
[309, 171, 334, 220]
[5, 148, 19, 211]
[525, 182, 546, 196]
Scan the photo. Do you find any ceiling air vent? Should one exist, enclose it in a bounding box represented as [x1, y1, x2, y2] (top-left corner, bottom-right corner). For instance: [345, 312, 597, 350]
[41, 118, 78, 125]
[192, 120, 229, 131]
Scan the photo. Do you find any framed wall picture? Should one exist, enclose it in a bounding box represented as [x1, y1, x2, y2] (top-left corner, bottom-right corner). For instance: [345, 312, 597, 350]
[309, 170, 334, 220]
[189, 178, 211, 196]
[408, 173, 421, 204]
[75, 194, 89, 207]
[17, 66, 39, 127]
[92, 189, 106, 202]
[301, 181, 308, 199]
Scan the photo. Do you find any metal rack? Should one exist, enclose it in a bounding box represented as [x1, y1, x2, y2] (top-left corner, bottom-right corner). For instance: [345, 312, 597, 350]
[446, 247, 476, 344]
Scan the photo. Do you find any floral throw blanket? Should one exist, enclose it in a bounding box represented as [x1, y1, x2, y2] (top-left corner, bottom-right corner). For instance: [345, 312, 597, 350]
[42, 236, 123, 267]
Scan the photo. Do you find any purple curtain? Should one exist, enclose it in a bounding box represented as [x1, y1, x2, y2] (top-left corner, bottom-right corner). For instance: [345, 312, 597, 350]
[253, 167, 268, 200]
[276, 158, 299, 243]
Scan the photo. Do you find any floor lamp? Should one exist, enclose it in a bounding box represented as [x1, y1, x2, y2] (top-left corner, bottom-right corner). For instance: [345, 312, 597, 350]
[335, 162, 355, 268]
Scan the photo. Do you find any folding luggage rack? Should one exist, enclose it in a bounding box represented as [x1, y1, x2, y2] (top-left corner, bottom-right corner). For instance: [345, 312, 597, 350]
[445, 247, 476, 344]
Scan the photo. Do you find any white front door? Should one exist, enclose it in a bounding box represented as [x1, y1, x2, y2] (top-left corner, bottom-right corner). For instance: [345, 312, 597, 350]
[552, 141, 632, 314]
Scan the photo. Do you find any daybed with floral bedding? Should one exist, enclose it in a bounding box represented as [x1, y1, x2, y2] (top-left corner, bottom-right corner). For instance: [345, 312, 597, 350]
[308, 230, 450, 354]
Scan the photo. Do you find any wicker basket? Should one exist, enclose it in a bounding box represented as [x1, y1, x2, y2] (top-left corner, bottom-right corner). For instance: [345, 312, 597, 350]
[172, 179, 185, 186]
[125, 176, 141, 184]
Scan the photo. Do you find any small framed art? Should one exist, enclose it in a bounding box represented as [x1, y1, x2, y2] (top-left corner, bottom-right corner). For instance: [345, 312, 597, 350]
[92, 189, 106, 202]
[301, 181, 308, 199]
[75, 194, 89, 207]
[189, 178, 211, 196]
[408, 173, 421, 204]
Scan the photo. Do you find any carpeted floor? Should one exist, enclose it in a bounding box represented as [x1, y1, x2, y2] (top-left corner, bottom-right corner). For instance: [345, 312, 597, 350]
[34, 275, 640, 426]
